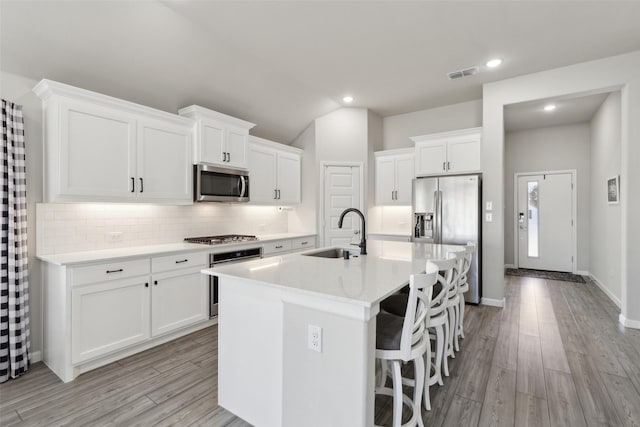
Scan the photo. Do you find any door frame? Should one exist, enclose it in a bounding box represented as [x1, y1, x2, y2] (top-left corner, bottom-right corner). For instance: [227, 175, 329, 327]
[319, 161, 364, 247]
[513, 169, 577, 273]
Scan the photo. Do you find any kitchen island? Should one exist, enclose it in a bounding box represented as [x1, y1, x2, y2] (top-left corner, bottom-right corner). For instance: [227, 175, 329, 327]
[203, 240, 464, 427]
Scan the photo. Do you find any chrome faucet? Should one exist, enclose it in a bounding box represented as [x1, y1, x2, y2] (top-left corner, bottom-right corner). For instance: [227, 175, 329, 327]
[338, 208, 367, 255]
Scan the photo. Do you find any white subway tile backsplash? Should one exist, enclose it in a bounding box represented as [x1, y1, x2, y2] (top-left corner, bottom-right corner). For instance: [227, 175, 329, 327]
[36, 203, 288, 255]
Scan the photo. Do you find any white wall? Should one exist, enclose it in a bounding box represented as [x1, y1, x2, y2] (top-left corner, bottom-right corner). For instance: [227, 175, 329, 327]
[288, 122, 317, 234]
[1, 71, 44, 358]
[589, 92, 622, 304]
[482, 50, 640, 326]
[504, 123, 591, 271]
[382, 99, 482, 150]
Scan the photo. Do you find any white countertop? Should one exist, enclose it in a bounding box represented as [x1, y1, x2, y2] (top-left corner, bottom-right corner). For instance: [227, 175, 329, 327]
[204, 241, 464, 307]
[37, 233, 315, 266]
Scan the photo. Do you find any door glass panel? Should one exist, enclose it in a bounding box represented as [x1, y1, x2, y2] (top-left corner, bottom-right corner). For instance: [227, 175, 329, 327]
[527, 181, 539, 257]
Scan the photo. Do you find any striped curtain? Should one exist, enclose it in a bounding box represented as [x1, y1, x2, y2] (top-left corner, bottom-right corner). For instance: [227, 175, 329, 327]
[1, 99, 30, 383]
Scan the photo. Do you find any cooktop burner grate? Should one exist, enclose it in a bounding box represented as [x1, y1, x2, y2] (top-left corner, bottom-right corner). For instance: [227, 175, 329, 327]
[184, 234, 259, 245]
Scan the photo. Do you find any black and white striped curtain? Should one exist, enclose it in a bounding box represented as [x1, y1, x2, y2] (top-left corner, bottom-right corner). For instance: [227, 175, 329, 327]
[1, 99, 30, 383]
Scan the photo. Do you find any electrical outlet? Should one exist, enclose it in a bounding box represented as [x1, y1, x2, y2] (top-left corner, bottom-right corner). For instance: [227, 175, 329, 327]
[486, 201, 493, 211]
[107, 231, 123, 242]
[485, 213, 493, 223]
[308, 325, 322, 353]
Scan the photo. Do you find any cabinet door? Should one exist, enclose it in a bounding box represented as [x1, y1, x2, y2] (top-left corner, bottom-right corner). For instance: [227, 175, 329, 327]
[72, 277, 150, 364]
[199, 119, 226, 165]
[375, 156, 396, 205]
[59, 101, 136, 200]
[415, 141, 447, 176]
[276, 152, 301, 204]
[225, 126, 248, 169]
[151, 269, 208, 337]
[248, 144, 278, 204]
[447, 135, 481, 173]
[137, 120, 192, 203]
[394, 154, 415, 204]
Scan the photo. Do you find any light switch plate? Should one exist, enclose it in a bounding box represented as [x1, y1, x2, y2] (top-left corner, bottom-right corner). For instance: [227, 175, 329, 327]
[486, 201, 493, 211]
[485, 213, 493, 222]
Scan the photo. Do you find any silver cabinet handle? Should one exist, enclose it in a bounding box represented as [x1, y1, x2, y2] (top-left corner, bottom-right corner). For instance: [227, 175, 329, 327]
[175, 259, 188, 264]
[139, 177, 143, 193]
[227, 152, 230, 162]
[131, 177, 135, 193]
[443, 162, 446, 171]
[275, 245, 283, 249]
[278, 189, 281, 199]
[106, 268, 123, 274]
[274, 189, 278, 199]
[447, 161, 450, 170]
[301, 241, 308, 245]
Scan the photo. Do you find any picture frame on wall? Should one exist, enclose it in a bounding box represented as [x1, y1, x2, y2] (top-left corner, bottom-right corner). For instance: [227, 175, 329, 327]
[607, 175, 620, 204]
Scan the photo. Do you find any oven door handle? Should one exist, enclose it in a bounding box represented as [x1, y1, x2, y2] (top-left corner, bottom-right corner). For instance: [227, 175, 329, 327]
[240, 175, 247, 198]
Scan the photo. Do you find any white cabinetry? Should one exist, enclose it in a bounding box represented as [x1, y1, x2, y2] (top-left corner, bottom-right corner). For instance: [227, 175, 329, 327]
[179, 105, 256, 169]
[43, 250, 210, 382]
[261, 235, 316, 257]
[248, 136, 302, 205]
[375, 149, 415, 205]
[33, 79, 194, 204]
[411, 127, 482, 176]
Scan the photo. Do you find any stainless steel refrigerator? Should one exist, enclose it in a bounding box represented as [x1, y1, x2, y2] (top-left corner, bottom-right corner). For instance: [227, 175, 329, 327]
[412, 174, 482, 304]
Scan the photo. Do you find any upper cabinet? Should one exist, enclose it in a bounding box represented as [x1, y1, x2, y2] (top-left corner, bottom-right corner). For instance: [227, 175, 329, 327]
[375, 149, 415, 205]
[34, 80, 193, 204]
[178, 105, 255, 169]
[247, 136, 302, 205]
[411, 127, 482, 176]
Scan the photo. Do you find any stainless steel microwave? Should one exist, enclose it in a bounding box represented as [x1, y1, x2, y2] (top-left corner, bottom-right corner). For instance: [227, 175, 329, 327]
[194, 164, 249, 202]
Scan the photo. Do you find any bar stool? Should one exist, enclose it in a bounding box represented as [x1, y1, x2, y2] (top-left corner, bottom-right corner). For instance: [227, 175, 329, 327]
[455, 242, 475, 349]
[443, 250, 464, 371]
[375, 263, 438, 427]
[380, 257, 456, 411]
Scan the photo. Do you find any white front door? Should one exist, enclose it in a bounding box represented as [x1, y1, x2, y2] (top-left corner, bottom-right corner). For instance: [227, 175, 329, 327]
[517, 172, 574, 272]
[322, 164, 362, 247]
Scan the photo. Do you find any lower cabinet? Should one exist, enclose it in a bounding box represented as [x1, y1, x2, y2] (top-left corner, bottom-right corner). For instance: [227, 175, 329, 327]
[151, 268, 208, 337]
[72, 277, 151, 364]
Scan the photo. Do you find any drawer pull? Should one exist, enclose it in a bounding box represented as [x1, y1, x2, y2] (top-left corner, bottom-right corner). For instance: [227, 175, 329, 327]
[106, 269, 123, 274]
[275, 245, 283, 249]
[145, 283, 149, 288]
[301, 241, 308, 245]
[175, 259, 189, 264]
[154, 280, 158, 285]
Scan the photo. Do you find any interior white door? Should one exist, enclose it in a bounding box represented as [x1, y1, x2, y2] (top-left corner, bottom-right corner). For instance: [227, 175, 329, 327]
[517, 173, 573, 272]
[323, 165, 362, 247]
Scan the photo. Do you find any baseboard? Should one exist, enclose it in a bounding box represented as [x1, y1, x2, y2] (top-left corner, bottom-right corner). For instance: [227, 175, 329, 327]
[589, 273, 621, 308]
[481, 297, 505, 308]
[575, 270, 590, 276]
[31, 350, 42, 363]
[619, 314, 640, 329]
[504, 264, 516, 269]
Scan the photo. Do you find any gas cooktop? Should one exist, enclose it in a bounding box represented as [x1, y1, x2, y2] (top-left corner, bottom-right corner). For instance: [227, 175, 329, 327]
[184, 234, 259, 245]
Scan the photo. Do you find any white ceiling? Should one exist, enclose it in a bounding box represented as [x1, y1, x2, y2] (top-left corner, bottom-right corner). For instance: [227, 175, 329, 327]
[504, 92, 610, 132]
[2, 1, 640, 143]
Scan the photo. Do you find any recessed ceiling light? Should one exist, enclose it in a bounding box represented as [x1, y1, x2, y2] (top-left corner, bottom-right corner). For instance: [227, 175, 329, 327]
[342, 96, 354, 103]
[544, 104, 556, 112]
[486, 58, 503, 68]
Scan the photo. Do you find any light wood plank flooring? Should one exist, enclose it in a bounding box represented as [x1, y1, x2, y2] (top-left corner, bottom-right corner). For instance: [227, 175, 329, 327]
[2, 275, 640, 426]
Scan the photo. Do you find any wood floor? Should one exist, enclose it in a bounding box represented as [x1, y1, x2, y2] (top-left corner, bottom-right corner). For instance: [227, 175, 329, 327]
[2, 275, 640, 426]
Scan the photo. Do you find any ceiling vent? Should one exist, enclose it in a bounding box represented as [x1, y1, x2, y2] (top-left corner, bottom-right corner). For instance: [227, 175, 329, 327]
[447, 66, 480, 80]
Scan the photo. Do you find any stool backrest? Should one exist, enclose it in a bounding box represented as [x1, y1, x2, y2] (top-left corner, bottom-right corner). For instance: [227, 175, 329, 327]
[460, 242, 475, 287]
[426, 257, 457, 317]
[398, 263, 438, 360]
[446, 250, 465, 299]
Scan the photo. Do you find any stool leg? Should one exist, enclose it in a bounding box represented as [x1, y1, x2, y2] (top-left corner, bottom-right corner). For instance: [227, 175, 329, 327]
[414, 357, 425, 427]
[459, 297, 466, 339]
[391, 361, 403, 427]
[443, 317, 450, 377]
[448, 306, 456, 359]
[454, 304, 460, 352]
[379, 359, 388, 388]
[435, 325, 445, 385]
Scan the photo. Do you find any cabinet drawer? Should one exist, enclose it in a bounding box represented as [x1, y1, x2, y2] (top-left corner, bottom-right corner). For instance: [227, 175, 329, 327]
[152, 251, 208, 273]
[72, 258, 150, 286]
[262, 240, 292, 255]
[291, 237, 316, 251]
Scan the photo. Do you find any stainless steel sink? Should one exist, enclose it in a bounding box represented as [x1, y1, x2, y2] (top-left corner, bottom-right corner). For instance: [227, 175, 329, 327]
[302, 248, 350, 258]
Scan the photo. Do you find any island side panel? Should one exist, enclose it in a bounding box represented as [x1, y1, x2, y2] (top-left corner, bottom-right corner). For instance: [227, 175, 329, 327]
[218, 276, 284, 427]
[281, 302, 376, 427]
